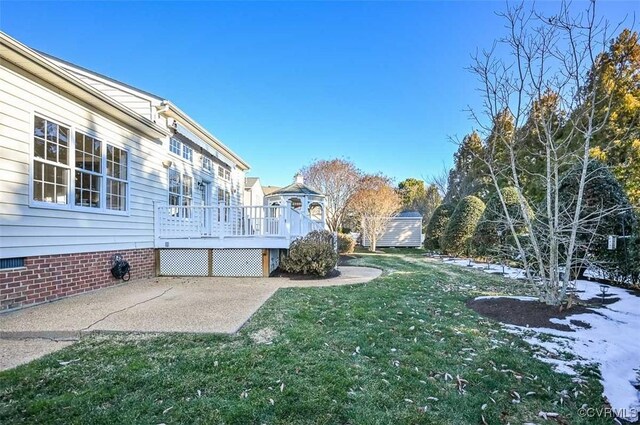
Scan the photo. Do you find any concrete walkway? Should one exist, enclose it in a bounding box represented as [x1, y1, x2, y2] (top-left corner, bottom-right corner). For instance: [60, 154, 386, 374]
[0, 266, 381, 370]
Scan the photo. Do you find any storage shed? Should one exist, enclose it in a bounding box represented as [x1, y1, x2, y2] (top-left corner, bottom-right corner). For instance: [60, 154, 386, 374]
[362, 211, 423, 248]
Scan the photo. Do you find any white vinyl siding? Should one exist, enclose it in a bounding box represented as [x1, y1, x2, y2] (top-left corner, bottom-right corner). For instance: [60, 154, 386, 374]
[0, 61, 166, 258]
[69, 73, 155, 120]
[362, 218, 423, 248]
[0, 54, 247, 259]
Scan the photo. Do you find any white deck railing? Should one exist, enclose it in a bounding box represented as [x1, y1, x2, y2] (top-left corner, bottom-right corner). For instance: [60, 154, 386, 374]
[155, 204, 324, 242]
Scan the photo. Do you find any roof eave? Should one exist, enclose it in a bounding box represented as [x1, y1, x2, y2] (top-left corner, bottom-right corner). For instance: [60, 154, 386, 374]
[161, 101, 250, 171]
[0, 32, 169, 140]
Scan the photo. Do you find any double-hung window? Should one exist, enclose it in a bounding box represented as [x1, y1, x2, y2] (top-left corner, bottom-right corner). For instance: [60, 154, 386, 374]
[33, 116, 69, 204]
[32, 115, 129, 212]
[169, 137, 193, 163]
[168, 169, 192, 217]
[217, 188, 231, 221]
[202, 156, 213, 173]
[106, 145, 128, 211]
[74, 132, 102, 208]
[170, 137, 181, 156]
[218, 166, 230, 181]
[182, 145, 193, 162]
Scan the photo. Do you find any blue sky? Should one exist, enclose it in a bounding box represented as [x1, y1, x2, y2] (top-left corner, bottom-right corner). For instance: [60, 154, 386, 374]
[1, 1, 637, 187]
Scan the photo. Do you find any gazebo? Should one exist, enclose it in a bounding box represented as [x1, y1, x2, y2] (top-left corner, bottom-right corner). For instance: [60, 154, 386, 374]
[264, 174, 326, 224]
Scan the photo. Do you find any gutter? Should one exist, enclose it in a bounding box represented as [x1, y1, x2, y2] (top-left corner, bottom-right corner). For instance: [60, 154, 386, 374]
[0, 31, 169, 140]
[160, 100, 251, 171]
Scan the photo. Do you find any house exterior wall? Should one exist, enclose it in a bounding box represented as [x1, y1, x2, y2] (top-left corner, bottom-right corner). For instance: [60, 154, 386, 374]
[0, 37, 251, 310]
[0, 60, 168, 259]
[362, 218, 423, 248]
[0, 248, 155, 311]
[1, 59, 247, 260]
[72, 74, 155, 120]
[244, 181, 265, 207]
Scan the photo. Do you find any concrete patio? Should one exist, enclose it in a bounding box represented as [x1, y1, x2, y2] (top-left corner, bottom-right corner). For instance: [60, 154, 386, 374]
[0, 266, 381, 370]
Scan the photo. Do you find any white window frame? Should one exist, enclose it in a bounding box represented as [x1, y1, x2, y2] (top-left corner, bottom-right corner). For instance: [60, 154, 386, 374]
[202, 156, 213, 173]
[182, 145, 193, 162]
[217, 187, 231, 222]
[217, 165, 231, 181]
[73, 131, 104, 210]
[169, 137, 181, 156]
[28, 112, 130, 216]
[31, 115, 71, 208]
[168, 168, 193, 217]
[105, 144, 129, 212]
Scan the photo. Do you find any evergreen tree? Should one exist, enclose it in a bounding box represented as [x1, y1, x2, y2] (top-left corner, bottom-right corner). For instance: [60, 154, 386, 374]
[589, 29, 640, 205]
[445, 132, 487, 204]
[441, 196, 486, 256]
[516, 91, 567, 204]
[557, 160, 635, 279]
[398, 178, 442, 226]
[472, 187, 532, 257]
[424, 203, 454, 251]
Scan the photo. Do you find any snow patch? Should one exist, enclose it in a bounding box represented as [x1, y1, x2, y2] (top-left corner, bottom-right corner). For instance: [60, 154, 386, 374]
[453, 257, 640, 422]
[474, 295, 538, 302]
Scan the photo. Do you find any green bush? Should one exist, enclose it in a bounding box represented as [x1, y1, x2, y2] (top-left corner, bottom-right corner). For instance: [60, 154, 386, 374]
[424, 203, 454, 251]
[337, 233, 356, 254]
[441, 196, 486, 256]
[558, 160, 636, 281]
[472, 187, 532, 257]
[280, 230, 338, 276]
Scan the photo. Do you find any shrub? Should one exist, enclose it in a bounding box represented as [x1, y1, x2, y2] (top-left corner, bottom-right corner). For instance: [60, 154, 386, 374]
[424, 203, 454, 251]
[280, 230, 338, 276]
[558, 160, 636, 280]
[441, 196, 486, 256]
[337, 233, 356, 254]
[472, 187, 532, 257]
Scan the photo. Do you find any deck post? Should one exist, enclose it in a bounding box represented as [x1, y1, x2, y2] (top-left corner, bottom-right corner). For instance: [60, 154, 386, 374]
[153, 201, 161, 247]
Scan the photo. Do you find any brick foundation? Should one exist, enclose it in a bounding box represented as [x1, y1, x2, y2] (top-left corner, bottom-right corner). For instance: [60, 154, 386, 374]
[0, 248, 155, 311]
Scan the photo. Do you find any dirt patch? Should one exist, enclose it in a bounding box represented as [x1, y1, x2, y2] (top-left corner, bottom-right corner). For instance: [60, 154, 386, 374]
[466, 297, 596, 331]
[249, 327, 278, 345]
[271, 268, 341, 281]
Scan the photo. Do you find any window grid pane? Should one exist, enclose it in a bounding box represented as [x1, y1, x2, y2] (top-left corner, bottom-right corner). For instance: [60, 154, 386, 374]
[75, 171, 101, 208]
[75, 133, 102, 173]
[107, 145, 127, 180]
[33, 160, 68, 204]
[106, 179, 127, 211]
[202, 157, 212, 172]
[182, 145, 193, 162]
[170, 138, 181, 156]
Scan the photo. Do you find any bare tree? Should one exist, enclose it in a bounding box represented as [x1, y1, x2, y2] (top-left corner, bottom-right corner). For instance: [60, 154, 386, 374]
[350, 175, 402, 252]
[468, 1, 623, 305]
[426, 162, 450, 198]
[300, 159, 362, 232]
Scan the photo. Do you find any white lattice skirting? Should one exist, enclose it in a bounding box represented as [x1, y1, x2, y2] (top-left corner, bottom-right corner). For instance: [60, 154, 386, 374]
[158, 248, 278, 277]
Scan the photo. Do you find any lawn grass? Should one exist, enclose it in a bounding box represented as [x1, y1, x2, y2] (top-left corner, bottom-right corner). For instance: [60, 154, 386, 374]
[0, 250, 612, 424]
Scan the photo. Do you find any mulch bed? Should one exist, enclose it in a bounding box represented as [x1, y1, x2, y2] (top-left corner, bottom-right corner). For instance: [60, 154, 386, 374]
[467, 297, 598, 331]
[270, 268, 341, 281]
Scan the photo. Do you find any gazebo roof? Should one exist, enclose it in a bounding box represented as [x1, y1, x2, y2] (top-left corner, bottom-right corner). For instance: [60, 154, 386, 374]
[265, 174, 324, 197]
[268, 182, 323, 196]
